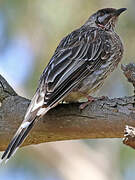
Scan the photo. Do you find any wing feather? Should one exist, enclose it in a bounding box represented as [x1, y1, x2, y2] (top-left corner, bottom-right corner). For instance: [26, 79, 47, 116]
[1, 26, 113, 163]
[39, 28, 109, 107]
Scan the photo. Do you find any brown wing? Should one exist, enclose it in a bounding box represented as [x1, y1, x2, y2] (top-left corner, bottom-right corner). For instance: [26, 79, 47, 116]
[1, 27, 112, 162]
[39, 28, 110, 108]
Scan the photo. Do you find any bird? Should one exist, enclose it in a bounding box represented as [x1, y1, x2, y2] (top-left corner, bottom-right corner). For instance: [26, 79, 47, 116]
[1, 7, 126, 163]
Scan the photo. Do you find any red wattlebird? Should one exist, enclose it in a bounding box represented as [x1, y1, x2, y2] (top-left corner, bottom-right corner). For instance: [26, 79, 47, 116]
[1, 8, 126, 163]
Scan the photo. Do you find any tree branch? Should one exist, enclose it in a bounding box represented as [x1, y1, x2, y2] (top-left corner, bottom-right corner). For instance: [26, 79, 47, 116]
[123, 125, 135, 149]
[121, 63, 135, 149]
[0, 74, 17, 102]
[0, 64, 135, 151]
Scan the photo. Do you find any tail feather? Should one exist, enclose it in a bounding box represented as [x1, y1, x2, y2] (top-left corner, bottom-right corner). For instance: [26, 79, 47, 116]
[17, 119, 35, 148]
[1, 118, 36, 162]
[1, 89, 50, 163]
[1, 135, 19, 160]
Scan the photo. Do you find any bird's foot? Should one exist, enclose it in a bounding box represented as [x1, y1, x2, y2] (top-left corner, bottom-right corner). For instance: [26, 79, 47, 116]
[79, 96, 95, 110]
[79, 96, 107, 110]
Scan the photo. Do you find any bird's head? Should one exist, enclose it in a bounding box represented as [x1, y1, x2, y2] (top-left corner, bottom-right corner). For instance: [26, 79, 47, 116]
[85, 8, 127, 30]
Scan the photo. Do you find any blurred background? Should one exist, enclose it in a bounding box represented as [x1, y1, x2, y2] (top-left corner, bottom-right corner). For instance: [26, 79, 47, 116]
[0, 0, 135, 179]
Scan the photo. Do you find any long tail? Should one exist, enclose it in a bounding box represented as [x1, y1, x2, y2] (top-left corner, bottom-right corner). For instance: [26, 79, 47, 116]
[1, 117, 37, 163]
[1, 88, 50, 163]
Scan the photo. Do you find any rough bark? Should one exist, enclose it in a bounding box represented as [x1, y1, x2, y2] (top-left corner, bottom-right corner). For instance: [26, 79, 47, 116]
[0, 63, 135, 151]
[123, 125, 135, 149]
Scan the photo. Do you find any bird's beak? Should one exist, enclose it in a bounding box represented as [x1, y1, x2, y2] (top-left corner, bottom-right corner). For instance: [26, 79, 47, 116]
[114, 8, 127, 16]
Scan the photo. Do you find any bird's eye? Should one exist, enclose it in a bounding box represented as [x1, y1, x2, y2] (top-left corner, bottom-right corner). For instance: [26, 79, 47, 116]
[96, 16, 104, 25]
[100, 11, 105, 16]
[95, 11, 105, 25]
[96, 13, 110, 26]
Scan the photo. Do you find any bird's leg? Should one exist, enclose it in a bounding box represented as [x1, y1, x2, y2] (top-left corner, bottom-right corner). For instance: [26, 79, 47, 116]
[79, 95, 95, 110]
[79, 95, 107, 110]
